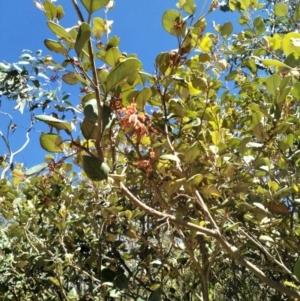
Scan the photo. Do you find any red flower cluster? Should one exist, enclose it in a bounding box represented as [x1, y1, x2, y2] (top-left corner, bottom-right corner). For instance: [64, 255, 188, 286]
[119, 103, 150, 137]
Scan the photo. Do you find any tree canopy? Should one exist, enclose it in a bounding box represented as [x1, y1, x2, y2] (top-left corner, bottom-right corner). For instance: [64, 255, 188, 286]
[1, 0, 300, 300]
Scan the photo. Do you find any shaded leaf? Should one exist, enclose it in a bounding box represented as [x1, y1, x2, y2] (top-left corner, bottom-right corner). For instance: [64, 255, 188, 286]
[75, 22, 91, 57]
[82, 156, 110, 181]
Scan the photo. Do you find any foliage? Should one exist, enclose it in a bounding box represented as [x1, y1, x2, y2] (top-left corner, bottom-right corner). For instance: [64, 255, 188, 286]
[2, 0, 300, 300]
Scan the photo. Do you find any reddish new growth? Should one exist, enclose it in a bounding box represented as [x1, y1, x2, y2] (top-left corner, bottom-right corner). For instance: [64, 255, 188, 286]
[119, 103, 150, 138]
[136, 148, 156, 176]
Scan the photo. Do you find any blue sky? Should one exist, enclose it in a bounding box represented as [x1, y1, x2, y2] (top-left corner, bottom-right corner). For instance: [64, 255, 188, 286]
[0, 0, 229, 169]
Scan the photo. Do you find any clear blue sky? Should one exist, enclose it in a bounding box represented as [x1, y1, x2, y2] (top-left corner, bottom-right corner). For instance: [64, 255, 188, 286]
[0, 0, 229, 169]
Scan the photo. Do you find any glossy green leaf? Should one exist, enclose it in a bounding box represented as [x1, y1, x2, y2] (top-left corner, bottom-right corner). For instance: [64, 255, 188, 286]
[80, 0, 110, 14]
[274, 2, 288, 17]
[40, 133, 64, 153]
[136, 87, 152, 111]
[75, 22, 91, 57]
[162, 9, 182, 36]
[106, 58, 142, 92]
[24, 163, 48, 176]
[44, 1, 57, 20]
[283, 33, 300, 59]
[35, 115, 72, 133]
[212, 131, 221, 146]
[265, 74, 280, 97]
[82, 156, 110, 181]
[183, 142, 201, 164]
[47, 21, 71, 41]
[44, 39, 68, 55]
[291, 82, 300, 99]
[105, 47, 122, 67]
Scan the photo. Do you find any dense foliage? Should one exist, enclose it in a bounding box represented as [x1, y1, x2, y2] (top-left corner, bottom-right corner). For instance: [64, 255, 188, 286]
[2, 0, 300, 300]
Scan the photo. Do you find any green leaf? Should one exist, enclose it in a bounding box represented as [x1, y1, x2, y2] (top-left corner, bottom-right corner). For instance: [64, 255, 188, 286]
[225, 70, 238, 81]
[62, 72, 88, 85]
[56, 5, 65, 20]
[101, 268, 116, 282]
[253, 16, 265, 36]
[82, 156, 110, 181]
[261, 59, 290, 68]
[114, 273, 129, 290]
[212, 131, 221, 146]
[105, 47, 122, 67]
[67, 288, 78, 300]
[283, 33, 300, 59]
[155, 52, 170, 75]
[47, 21, 71, 41]
[159, 154, 180, 163]
[106, 58, 142, 92]
[162, 9, 182, 36]
[103, 105, 115, 130]
[274, 2, 288, 17]
[136, 87, 152, 111]
[44, 0, 57, 20]
[44, 39, 68, 55]
[291, 82, 300, 99]
[40, 133, 64, 153]
[75, 22, 91, 57]
[35, 115, 72, 133]
[177, 0, 197, 15]
[81, 117, 98, 140]
[84, 99, 98, 123]
[149, 287, 162, 301]
[80, 0, 110, 14]
[200, 36, 212, 52]
[294, 258, 300, 281]
[294, 4, 300, 21]
[220, 22, 233, 38]
[24, 163, 48, 176]
[265, 74, 280, 97]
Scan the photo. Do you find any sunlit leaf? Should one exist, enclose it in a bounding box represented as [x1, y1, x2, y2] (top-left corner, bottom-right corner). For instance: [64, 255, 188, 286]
[40, 133, 64, 153]
[80, 0, 110, 14]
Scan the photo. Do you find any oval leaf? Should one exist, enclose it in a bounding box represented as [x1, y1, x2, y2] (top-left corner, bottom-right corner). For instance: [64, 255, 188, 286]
[40, 133, 64, 153]
[44, 39, 68, 55]
[24, 163, 48, 176]
[47, 21, 72, 41]
[35, 115, 72, 133]
[82, 156, 110, 181]
[106, 58, 142, 92]
[75, 22, 91, 57]
[80, 0, 110, 14]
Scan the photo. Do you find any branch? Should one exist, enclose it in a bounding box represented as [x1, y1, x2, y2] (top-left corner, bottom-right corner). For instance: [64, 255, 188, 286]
[119, 182, 216, 237]
[120, 182, 300, 298]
